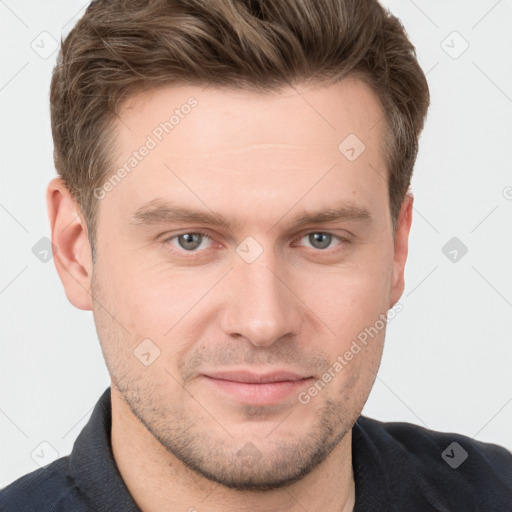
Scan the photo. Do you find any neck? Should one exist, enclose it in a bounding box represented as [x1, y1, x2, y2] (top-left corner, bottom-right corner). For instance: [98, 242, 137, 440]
[111, 387, 356, 512]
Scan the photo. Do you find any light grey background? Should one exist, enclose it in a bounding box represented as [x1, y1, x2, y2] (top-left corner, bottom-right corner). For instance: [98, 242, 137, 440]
[1, 0, 511, 488]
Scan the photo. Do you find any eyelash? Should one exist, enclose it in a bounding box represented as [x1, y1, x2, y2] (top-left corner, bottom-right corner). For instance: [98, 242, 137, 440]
[162, 230, 349, 256]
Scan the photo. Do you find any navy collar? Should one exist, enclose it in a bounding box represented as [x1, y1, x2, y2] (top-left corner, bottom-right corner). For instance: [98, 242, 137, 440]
[68, 388, 141, 511]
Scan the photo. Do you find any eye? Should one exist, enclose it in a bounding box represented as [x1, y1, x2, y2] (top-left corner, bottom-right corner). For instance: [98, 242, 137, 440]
[165, 231, 213, 252]
[297, 232, 345, 250]
[163, 230, 348, 255]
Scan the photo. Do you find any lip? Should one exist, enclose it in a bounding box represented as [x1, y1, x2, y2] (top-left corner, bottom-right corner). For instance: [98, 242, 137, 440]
[204, 370, 310, 383]
[201, 370, 314, 405]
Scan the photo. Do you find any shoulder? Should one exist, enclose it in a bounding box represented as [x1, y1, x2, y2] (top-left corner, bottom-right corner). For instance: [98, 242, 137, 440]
[355, 415, 512, 509]
[0, 456, 90, 512]
[356, 415, 512, 473]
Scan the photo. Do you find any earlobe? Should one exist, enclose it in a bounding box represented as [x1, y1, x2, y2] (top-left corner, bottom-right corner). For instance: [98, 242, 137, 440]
[389, 192, 414, 309]
[46, 177, 94, 311]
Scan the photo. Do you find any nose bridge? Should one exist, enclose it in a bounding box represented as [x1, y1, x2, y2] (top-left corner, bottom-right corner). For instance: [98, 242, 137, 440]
[219, 242, 300, 346]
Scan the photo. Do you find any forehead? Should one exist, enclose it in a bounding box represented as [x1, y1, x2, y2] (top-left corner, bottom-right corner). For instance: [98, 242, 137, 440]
[100, 79, 388, 228]
[117, 79, 384, 153]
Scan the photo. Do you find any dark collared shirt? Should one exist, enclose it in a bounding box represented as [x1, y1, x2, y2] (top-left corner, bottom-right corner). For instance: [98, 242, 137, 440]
[1, 387, 512, 511]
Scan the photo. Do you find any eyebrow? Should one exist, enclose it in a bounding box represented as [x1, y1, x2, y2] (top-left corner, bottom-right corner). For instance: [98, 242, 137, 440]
[129, 198, 372, 231]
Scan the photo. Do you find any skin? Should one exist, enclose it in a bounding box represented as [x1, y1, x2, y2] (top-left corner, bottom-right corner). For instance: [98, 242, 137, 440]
[47, 78, 413, 512]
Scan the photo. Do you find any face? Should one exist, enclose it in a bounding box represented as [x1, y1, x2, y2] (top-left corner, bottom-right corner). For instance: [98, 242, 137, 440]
[81, 79, 410, 490]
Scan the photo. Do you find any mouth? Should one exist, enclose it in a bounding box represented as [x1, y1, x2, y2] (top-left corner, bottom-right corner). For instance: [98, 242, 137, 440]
[201, 370, 315, 406]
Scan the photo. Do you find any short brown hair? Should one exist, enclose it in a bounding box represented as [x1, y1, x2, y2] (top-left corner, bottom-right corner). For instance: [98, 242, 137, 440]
[50, 0, 429, 257]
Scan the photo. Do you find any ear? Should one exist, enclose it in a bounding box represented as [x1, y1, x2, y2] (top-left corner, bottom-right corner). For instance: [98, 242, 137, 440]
[46, 177, 93, 310]
[389, 192, 413, 308]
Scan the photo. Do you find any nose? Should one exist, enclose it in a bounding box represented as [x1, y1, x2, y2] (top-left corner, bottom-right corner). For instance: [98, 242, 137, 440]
[219, 248, 303, 347]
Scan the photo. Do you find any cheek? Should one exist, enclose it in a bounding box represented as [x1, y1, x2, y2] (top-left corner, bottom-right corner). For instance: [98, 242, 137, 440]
[110, 262, 209, 358]
[308, 256, 392, 335]
[101, 244, 170, 324]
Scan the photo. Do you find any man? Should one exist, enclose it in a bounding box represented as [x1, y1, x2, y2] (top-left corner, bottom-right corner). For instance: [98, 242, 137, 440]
[1, 0, 511, 510]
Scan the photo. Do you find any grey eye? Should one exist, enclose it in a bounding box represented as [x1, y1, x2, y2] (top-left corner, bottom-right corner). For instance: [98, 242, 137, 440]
[177, 233, 204, 251]
[307, 233, 333, 249]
